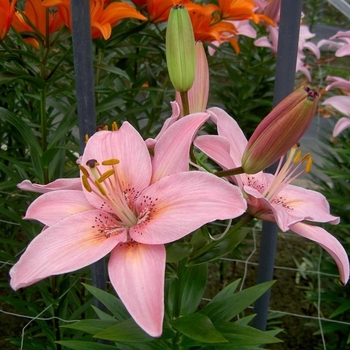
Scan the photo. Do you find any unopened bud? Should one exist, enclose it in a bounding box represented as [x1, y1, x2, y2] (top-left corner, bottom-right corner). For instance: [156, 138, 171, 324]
[242, 86, 319, 174]
[166, 5, 196, 92]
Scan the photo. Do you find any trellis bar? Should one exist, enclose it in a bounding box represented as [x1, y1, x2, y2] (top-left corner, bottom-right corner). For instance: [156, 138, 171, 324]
[253, 0, 303, 332]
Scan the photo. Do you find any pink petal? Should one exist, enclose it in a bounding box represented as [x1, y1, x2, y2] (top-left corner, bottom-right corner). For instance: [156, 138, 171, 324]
[81, 122, 152, 207]
[290, 222, 349, 285]
[195, 135, 237, 170]
[151, 113, 209, 183]
[131, 171, 246, 244]
[10, 210, 125, 290]
[333, 117, 350, 137]
[207, 107, 248, 166]
[25, 190, 94, 226]
[244, 177, 339, 232]
[323, 96, 350, 116]
[335, 44, 350, 57]
[17, 178, 81, 193]
[325, 76, 350, 92]
[108, 243, 165, 337]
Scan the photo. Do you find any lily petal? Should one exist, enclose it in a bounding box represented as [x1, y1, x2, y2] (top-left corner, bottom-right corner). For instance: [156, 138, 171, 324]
[333, 117, 350, 137]
[151, 112, 209, 183]
[82, 122, 152, 207]
[10, 210, 125, 290]
[17, 178, 81, 193]
[290, 222, 349, 285]
[25, 190, 94, 226]
[131, 171, 246, 244]
[323, 96, 350, 116]
[108, 243, 165, 337]
[207, 107, 248, 166]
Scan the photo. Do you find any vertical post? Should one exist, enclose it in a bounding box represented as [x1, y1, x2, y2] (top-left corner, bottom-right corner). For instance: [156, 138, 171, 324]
[70, 0, 107, 297]
[253, 0, 303, 331]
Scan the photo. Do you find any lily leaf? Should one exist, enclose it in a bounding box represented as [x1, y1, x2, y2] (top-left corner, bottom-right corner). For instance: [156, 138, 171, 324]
[82, 283, 129, 320]
[200, 281, 275, 322]
[172, 313, 228, 343]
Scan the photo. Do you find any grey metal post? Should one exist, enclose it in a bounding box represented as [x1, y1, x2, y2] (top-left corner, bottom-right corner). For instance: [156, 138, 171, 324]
[253, 0, 303, 331]
[70, 0, 107, 296]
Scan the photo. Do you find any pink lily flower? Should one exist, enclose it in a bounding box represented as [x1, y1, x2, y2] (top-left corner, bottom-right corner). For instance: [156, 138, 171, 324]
[318, 31, 350, 57]
[11, 114, 247, 337]
[194, 107, 349, 285]
[254, 24, 320, 81]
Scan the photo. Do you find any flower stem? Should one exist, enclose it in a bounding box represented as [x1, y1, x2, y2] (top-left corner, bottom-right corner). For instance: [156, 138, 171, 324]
[180, 91, 190, 116]
[214, 166, 245, 177]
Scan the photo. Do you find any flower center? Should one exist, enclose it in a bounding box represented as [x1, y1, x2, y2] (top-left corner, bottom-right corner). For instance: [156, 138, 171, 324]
[264, 144, 312, 202]
[79, 158, 139, 229]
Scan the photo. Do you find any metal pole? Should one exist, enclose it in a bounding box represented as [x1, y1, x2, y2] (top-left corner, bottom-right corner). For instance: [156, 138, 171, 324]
[253, 0, 303, 331]
[70, 0, 107, 297]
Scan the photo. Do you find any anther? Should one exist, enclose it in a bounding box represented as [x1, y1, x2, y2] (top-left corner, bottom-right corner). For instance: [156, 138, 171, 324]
[112, 122, 118, 131]
[82, 175, 92, 192]
[85, 134, 89, 143]
[305, 157, 313, 173]
[98, 169, 115, 183]
[79, 165, 90, 177]
[102, 158, 120, 166]
[95, 180, 107, 196]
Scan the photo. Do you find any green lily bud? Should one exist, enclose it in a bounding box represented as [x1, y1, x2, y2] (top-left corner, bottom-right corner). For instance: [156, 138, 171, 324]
[166, 5, 196, 93]
[242, 86, 319, 174]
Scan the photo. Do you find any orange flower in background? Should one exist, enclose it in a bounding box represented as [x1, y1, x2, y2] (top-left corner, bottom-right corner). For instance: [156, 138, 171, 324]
[42, 0, 147, 40]
[184, 2, 240, 53]
[218, 0, 274, 25]
[12, 0, 62, 49]
[0, 0, 16, 40]
[132, 0, 190, 23]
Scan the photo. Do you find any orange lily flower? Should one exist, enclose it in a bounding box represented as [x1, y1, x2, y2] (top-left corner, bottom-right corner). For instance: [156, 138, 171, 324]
[11, 0, 62, 49]
[218, 0, 275, 25]
[0, 0, 16, 40]
[185, 2, 240, 53]
[42, 0, 147, 40]
[132, 0, 190, 23]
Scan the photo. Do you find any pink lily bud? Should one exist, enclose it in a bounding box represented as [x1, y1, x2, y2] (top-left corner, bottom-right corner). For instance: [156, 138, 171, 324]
[241, 86, 319, 174]
[175, 41, 209, 116]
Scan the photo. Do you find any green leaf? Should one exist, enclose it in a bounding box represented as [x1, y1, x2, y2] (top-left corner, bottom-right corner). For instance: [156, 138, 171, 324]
[200, 281, 275, 322]
[95, 63, 130, 80]
[94, 318, 154, 342]
[56, 340, 117, 350]
[189, 227, 250, 265]
[166, 241, 193, 263]
[61, 319, 117, 335]
[82, 283, 130, 320]
[178, 261, 207, 315]
[0, 107, 42, 155]
[172, 313, 228, 343]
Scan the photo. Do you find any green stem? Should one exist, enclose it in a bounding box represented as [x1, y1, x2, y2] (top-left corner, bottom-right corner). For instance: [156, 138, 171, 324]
[215, 166, 245, 177]
[189, 213, 254, 262]
[180, 91, 190, 116]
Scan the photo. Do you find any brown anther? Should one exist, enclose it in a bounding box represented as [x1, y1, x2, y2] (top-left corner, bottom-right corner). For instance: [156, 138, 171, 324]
[82, 175, 92, 192]
[96, 124, 108, 131]
[86, 159, 99, 168]
[95, 180, 107, 195]
[98, 169, 115, 183]
[101, 158, 120, 166]
[79, 165, 89, 177]
[112, 122, 118, 131]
